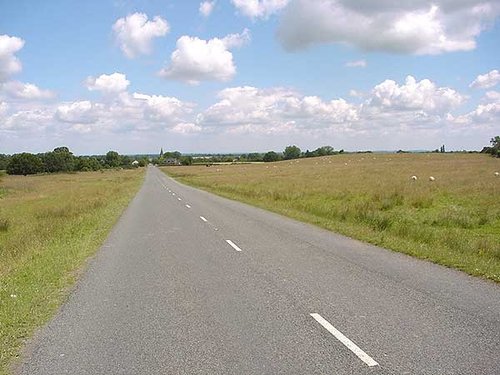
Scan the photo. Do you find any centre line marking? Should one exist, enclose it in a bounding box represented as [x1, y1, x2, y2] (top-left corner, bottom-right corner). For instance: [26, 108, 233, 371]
[226, 239, 243, 252]
[177, 197, 182, 201]
[185, 204, 191, 208]
[310, 313, 378, 367]
[199, 216, 208, 222]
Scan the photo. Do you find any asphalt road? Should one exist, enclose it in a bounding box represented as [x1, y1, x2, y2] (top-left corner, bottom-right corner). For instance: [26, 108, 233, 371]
[18, 166, 500, 374]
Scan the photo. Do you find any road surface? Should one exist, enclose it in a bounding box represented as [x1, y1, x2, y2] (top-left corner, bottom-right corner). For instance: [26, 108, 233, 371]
[18, 166, 500, 374]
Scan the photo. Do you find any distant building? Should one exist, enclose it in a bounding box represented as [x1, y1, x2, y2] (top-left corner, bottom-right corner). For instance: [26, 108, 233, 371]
[131, 160, 139, 166]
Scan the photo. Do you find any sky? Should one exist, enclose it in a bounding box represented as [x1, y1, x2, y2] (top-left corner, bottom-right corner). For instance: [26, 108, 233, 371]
[0, 0, 499, 155]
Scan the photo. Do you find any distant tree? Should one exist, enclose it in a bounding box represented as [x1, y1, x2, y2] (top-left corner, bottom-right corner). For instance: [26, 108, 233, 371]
[105, 151, 121, 168]
[180, 156, 193, 165]
[76, 156, 101, 171]
[481, 136, 500, 157]
[42, 146, 75, 172]
[7, 153, 44, 175]
[120, 155, 132, 168]
[0, 154, 11, 170]
[247, 153, 263, 162]
[316, 145, 335, 156]
[283, 145, 301, 160]
[490, 136, 500, 157]
[263, 151, 280, 162]
[440, 145, 446, 153]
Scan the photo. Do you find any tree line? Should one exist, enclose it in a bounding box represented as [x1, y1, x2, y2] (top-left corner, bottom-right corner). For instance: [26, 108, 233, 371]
[2, 147, 149, 175]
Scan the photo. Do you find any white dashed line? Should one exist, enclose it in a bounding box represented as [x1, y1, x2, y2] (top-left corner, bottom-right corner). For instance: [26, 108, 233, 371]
[185, 204, 191, 208]
[200, 216, 208, 222]
[310, 313, 378, 367]
[177, 197, 182, 201]
[226, 239, 243, 252]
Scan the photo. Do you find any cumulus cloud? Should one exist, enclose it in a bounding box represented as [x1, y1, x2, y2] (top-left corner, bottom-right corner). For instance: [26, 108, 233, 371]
[199, 86, 358, 134]
[469, 69, 500, 89]
[231, 0, 290, 19]
[277, 0, 500, 54]
[0, 101, 8, 117]
[451, 88, 500, 126]
[345, 59, 366, 68]
[55, 101, 99, 124]
[172, 122, 202, 134]
[1, 108, 53, 132]
[159, 29, 250, 84]
[0, 35, 25, 82]
[367, 75, 464, 114]
[113, 13, 169, 58]
[85, 73, 130, 94]
[199, 1, 216, 17]
[132, 92, 194, 122]
[1, 81, 55, 100]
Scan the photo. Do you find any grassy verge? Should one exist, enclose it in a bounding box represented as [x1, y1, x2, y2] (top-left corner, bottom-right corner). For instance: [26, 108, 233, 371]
[162, 153, 500, 282]
[0, 169, 144, 374]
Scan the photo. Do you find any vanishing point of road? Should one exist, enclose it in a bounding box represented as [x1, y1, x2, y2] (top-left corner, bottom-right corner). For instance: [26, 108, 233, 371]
[18, 166, 500, 374]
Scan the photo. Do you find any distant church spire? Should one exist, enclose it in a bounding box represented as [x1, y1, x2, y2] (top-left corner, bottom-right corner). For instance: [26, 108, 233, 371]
[160, 148, 164, 157]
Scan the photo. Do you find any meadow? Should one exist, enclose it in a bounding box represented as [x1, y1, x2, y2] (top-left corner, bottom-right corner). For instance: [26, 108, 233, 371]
[162, 153, 500, 282]
[0, 169, 144, 374]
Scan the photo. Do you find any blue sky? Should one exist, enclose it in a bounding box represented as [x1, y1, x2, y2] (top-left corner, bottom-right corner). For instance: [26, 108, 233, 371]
[0, 0, 499, 155]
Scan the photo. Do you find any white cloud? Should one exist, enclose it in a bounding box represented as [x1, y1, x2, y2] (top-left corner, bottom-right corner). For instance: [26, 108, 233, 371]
[199, 1, 216, 17]
[1, 108, 53, 132]
[277, 0, 500, 54]
[231, 0, 290, 19]
[159, 29, 250, 84]
[345, 59, 366, 68]
[132, 92, 194, 122]
[0, 35, 25, 82]
[199, 86, 358, 134]
[172, 122, 202, 134]
[0, 101, 8, 117]
[85, 73, 130, 94]
[1, 81, 55, 100]
[112, 13, 169, 58]
[55, 101, 99, 124]
[469, 69, 500, 89]
[367, 75, 464, 114]
[451, 88, 500, 126]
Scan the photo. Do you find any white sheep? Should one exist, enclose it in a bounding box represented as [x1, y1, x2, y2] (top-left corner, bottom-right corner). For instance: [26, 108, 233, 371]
[411, 175, 418, 181]
[495, 172, 499, 176]
[429, 176, 435, 181]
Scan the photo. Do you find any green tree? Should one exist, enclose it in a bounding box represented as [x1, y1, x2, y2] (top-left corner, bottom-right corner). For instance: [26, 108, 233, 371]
[283, 145, 301, 160]
[490, 136, 500, 157]
[105, 151, 121, 168]
[180, 156, 193, 165]
[7, 153, 44, 175]
[42, 146, 75, 172]
[120, 155, 132, 168]
[0, 154, 11, 170]
[263, 151, 280, 162]
[76, 156, 101, 171]
[247, 153, 263, 162]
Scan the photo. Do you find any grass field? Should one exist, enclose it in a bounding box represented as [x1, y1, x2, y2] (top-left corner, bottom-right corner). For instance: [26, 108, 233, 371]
[0, 169, 144, 374]
[162, 153, 500, 282]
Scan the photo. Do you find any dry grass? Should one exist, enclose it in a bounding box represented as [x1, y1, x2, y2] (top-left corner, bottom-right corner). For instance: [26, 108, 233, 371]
[162, 153, 500, 281]
[0, 169, 144, 374]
